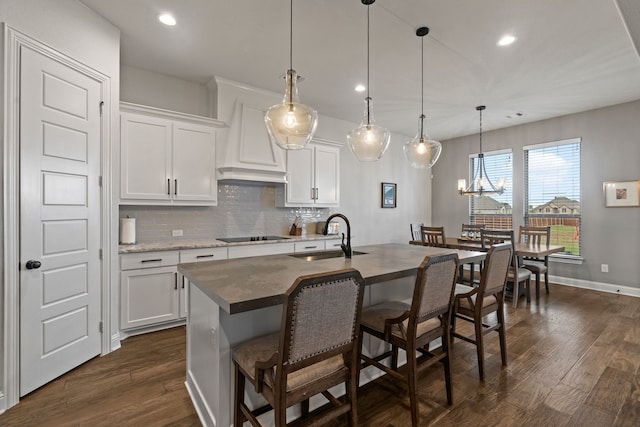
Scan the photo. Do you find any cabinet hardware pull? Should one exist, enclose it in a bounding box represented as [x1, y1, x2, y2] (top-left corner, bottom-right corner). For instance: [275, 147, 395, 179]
[167, 178, 170, 195]
[304, 246, 317, 249]
[141, 258, 162, 263]
[315, 188, 319, 200]
[196, 254, 215, 259]
[310, 188, 314, 200]
[182, 276, 185, 289]
[175, 179, 177, 195]
[174, 272, 178, 290]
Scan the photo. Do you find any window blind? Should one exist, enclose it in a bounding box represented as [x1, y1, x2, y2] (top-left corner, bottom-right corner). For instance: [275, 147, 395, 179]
[469, 150, 513, 229]
[524, 138, 581, 255]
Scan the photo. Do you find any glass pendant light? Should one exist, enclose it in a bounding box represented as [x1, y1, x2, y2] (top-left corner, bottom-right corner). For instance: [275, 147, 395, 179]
[347, 0, 390, 162]
[403, 26, 442, 169]
[457, 106, 506, 196]
[264, 0, 318, 150]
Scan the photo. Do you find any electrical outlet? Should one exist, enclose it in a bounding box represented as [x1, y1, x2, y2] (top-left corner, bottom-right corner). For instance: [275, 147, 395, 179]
[172, 229, 183, 237]
[601, 264, 609, 273]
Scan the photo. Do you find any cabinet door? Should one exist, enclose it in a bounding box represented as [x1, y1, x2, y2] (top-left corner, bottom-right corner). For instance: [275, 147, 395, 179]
[285, 145, 315, 206]
[173, 122, 217, 203]
[294, 241, 324, 253]
[121, 113, 172, 200]
[120, 266, 179, 329]
[314, 144, 340, 206]
[227, 242, 295, 259]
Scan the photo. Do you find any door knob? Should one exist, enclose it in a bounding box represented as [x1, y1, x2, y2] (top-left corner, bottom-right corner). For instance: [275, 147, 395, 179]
[26, 260, 42, 270]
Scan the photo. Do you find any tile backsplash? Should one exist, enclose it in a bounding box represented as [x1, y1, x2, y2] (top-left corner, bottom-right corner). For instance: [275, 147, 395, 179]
[120, 182, 331, 243]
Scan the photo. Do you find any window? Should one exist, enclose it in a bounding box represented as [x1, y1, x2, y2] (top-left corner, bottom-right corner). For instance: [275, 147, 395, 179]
[469, 149, 513, 229]
[524, 138, 581, 256]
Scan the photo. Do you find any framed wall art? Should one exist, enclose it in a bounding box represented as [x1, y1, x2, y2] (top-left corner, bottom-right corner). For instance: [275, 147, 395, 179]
[603, 180, 640, 207]
[381, 182, 397, 208]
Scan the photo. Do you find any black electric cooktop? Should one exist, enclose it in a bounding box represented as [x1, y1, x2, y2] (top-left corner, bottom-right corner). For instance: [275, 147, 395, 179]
[216, 235, 291, 243]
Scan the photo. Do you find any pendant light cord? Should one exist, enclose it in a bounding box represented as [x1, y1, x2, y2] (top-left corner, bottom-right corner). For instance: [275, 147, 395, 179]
[420, 35, 424, 119]
[479, 107, 483, 153]
[289, 0, 293, 71]
[366, 3, 371, 125]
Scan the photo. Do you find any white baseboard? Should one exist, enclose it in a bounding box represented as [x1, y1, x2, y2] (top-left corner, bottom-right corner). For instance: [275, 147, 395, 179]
[118, 319, 186, 341]
[550, 275, 640, 298]
[110, 332, 121, 352]
[186, 370, 216, 427]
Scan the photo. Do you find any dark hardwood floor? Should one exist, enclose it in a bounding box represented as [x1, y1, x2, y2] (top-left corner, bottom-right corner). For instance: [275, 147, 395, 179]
[2, 283, 640, 426]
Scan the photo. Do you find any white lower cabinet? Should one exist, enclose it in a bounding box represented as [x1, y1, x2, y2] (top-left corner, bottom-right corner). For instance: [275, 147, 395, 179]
[120, 251, 181, 330]
[227, 242, 295, 259]
[120, 247, 228, 332]
[324, 238, 344, 250]
[294, 241, 322, 253]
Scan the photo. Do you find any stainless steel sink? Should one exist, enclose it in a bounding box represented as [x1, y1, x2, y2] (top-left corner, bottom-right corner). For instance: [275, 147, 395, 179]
[288, 250, 368, 261]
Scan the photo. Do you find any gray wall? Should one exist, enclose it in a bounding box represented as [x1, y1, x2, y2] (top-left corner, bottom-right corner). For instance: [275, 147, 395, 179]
[433, 100, 640, 289]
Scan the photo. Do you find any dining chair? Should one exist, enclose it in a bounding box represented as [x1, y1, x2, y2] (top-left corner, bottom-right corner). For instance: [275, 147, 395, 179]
[359, 253, 459, 426]
[480, 229, 532, 308]
[420, 225, 447, 247]
[452, 242, 512, 381]
[459, 224, 486, 284]
[410, 223, 423, 241]
[518, 225, 551, 298]
[232, 269, 365, 427]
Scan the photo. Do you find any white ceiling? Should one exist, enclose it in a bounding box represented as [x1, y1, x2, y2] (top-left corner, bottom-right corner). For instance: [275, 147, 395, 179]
[80, 0, 640, 141]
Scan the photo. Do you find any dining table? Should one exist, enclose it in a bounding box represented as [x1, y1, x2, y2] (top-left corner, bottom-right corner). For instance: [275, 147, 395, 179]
[410, 236, 565, 286]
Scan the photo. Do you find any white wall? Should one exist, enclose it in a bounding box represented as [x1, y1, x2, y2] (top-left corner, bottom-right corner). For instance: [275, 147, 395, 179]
[121, 65, 212, 117]
[433, 100, 640, 289]
[0, 0, 120, 411]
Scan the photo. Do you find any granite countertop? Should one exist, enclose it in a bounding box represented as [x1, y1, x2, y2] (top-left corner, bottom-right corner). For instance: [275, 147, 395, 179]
[118, 234, 343, 254]
[178, 243, 486, 315]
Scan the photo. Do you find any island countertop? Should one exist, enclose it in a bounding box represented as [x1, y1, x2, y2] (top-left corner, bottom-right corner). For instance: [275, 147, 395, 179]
[178, 243, 485, 314]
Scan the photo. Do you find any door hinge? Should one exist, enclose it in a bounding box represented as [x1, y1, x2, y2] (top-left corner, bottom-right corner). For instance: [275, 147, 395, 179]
[99, 249, 103, 260]
[99, 321, 103, 333]
[99, 101, 104, 115]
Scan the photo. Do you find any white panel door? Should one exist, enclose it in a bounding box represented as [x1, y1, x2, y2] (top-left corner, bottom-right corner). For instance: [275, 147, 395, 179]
[173, 122, 216, 202]
[314, 144, 340, 206]
[19, 46, 102, 395]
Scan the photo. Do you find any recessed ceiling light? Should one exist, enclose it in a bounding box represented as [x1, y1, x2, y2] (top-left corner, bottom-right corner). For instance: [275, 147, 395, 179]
[497, 34, 517, 46]
[159, 14, 176, 26]
[355, 84, 366, 92]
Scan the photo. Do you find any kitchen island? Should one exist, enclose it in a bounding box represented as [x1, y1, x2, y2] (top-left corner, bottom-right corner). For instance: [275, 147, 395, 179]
[178, 243, 485, 427]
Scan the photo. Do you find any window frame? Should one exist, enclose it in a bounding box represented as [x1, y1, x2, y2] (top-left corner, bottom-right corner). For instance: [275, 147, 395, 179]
[523, 137, 582, 261]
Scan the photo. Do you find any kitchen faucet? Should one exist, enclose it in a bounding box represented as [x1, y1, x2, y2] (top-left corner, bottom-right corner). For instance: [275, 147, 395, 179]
[322, 213, 352, 258]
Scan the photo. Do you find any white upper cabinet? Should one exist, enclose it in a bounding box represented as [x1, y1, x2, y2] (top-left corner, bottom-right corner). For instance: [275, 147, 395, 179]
[276, 140, 340, 207]
[120, 103, 224, 205]
[215, 77, 287, 183]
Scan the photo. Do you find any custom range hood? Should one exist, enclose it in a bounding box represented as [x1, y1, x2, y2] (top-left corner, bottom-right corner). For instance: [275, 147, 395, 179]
[214, 77, 288, 183]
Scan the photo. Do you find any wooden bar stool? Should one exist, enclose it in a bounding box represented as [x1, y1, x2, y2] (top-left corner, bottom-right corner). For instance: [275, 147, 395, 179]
[359, 253, 459, 426]
[232, 269, 365, 427]
[452, 242, 512, 381]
